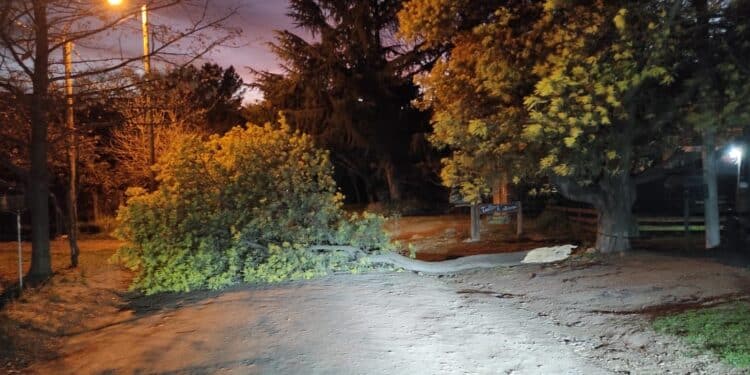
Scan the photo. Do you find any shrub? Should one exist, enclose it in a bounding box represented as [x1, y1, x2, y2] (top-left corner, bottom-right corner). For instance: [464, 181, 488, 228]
[114, 121, 391, 294]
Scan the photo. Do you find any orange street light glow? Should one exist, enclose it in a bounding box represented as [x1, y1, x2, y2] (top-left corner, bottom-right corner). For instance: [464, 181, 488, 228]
[107, 0, 123, 6]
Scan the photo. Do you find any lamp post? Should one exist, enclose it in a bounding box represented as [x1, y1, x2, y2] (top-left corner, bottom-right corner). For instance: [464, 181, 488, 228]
[107, 0, 154, 180]
[61, 0, 153, 267]
[141, 4, 154, 181]
[729, 146, 743, 210]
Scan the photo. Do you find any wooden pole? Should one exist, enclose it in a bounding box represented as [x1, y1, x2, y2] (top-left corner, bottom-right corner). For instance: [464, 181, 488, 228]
[684, 187, 690, 251]
[63, 41, 78, 267]
[470, 204, 480, 242]
[141, 4, 155, 187]
[17, 211, 23, 291]
[64, 40, 79, 267]
[516, 201, 523, 238]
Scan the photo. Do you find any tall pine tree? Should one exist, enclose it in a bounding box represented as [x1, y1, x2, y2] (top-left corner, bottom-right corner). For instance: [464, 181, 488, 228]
[251, 0, 440, 203]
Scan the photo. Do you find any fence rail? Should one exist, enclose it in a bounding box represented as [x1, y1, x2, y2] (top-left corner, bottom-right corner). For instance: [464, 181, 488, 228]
[547, 205, 598, 234]
[547, 205, 727, 236]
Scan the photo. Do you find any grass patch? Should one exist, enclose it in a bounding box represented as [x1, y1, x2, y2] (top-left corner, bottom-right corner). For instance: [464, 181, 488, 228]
[653, 301, 750, 367]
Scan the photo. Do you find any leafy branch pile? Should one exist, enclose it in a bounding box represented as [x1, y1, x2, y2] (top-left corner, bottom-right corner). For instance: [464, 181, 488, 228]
[114, 121, 393, 294]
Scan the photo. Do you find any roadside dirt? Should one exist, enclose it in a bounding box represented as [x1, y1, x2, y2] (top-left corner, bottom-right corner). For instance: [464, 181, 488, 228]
[386, 215, 562, 261]
[1, 218, 749, 374]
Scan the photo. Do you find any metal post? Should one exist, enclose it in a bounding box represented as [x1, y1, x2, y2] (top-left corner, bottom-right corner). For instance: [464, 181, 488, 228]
[737, 155, 742, 211]
[17, 211, 22, 291]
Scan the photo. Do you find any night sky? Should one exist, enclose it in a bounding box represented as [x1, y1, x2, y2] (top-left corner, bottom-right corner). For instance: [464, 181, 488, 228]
[204, 0, 299, 102]
[75, 0, 301, 102]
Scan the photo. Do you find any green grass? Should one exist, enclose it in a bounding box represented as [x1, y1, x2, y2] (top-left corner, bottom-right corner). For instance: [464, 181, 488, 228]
[653, 302, 750, 367]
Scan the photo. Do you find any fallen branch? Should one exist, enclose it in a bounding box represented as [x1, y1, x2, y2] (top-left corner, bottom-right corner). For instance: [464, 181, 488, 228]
[368, 245, 576, 274]
[368, 251, 528, 274]
[306, 245, 366, 260]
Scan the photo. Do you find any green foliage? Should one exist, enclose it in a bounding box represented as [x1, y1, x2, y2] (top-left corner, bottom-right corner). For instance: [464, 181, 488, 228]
[400, 0, 680, 200]
[674, 1, 750, 135]
[242, 243, 336, 283]
[334, 212, 395, 252]
[114, 121, 392, 294]
[653, 302, 750, 368]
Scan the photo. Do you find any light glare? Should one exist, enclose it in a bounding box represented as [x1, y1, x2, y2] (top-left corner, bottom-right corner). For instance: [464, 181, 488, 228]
[729, 146, 743, 162]
[107, 0, 123, 6]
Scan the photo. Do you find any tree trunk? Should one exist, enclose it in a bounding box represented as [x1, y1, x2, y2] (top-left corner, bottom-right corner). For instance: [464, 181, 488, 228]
[383, 160, 401, 201]
[28, 0, 52, 281]
[594, 174, 637, 253]
[348, 172, 362, 203]
[492, 173, 510, 204]
[92, 189, 100, 222]
[702, 129, 721, 249]
[554, 173, 637, 253]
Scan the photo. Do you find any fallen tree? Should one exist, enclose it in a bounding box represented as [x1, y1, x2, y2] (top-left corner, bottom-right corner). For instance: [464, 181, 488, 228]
[115, 122, 392, 294]
[310, 244, 576, 274]
[116, 121, 576, 294]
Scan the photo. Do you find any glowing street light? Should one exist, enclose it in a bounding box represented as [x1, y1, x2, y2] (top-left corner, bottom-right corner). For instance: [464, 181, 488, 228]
[728, 145, 744, 212]
[107, 0, 155, 182]
[104, 0, 150, 76]
[729, 146, 743, 164]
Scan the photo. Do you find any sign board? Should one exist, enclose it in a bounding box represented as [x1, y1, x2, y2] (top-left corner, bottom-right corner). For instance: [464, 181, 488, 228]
[488, 213, 510, 225]
[479, 202, 520, 215]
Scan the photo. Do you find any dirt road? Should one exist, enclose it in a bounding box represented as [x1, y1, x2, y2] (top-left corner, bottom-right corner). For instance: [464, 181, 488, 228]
[3, 237, 749, 374]
[29, 272, 606, 374]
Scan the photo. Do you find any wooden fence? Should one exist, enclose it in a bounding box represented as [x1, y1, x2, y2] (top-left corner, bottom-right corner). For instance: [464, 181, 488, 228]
[547, 205, 725, 237]
[547, 205, 598, 235]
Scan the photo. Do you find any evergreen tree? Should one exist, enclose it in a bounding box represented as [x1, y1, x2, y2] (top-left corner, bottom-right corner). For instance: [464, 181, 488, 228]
[252, 0, 440, 203]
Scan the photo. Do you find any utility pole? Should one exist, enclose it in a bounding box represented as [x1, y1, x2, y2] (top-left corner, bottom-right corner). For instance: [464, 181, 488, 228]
[64, 40, 79, 267]
[141, 4, 155, 187]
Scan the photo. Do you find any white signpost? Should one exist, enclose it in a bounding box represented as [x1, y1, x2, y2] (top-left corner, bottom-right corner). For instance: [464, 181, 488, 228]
[450, 188, 523, 242]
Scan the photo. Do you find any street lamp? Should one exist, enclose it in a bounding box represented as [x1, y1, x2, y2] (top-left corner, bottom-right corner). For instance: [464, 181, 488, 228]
[107, 0, 154, 177]
[63, 40, 79, 266]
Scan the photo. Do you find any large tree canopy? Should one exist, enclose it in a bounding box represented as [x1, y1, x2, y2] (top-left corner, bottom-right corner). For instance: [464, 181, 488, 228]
[251, 0, 442, 203]
[399, 0, 714, 252]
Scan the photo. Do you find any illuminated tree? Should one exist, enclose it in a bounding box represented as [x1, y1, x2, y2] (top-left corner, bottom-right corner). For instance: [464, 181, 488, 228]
[400, 0, 683, 252]
[109, 63, 244, 190]
[0, 0, 237, 280]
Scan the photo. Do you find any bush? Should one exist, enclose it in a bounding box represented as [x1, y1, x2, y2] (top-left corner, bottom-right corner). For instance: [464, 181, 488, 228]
[114, 121, 392, 294]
